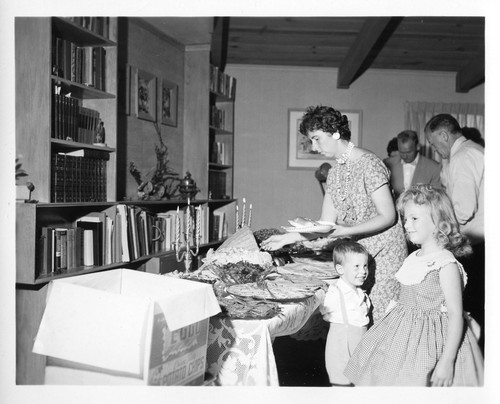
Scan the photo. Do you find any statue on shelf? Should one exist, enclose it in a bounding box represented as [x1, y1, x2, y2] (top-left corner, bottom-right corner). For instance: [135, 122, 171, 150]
[129, 122, 181, 200]
[178, 171, 200, 202]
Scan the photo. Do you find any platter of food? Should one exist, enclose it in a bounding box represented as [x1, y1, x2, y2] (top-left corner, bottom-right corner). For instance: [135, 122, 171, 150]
[281, 217, 335, 234]
[226, 276, 327, 302]
[278, 262, 339, 280]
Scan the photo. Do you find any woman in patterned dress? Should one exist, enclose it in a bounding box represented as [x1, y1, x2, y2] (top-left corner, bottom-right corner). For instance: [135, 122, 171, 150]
[261, 106, 407, 321]
[344, 185, 483, 386]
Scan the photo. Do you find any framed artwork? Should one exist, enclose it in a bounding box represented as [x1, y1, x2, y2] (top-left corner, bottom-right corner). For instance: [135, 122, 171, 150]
[159, 79, 178, 126]
[135, 68, 157, 122]
[287, 109, 363, 169]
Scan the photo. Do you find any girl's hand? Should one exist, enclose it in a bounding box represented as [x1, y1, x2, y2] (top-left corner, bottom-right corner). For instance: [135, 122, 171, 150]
[260, 232, 302, 251]
[430, 359, 455, 387]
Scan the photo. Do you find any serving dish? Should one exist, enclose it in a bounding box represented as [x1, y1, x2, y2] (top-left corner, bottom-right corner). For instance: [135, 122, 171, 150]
[282, 221, 335, 234]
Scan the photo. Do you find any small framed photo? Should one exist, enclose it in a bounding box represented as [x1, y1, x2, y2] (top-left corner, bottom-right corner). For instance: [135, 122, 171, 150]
[159, 79, 178, 126]
[287, 108, 363, 169]
[135, 68, 157, 122]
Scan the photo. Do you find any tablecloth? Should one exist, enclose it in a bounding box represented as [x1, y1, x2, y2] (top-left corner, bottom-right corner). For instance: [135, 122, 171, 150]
[206, 288, 326, 386]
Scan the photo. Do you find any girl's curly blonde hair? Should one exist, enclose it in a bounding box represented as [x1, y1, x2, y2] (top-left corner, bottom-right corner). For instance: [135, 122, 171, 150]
[397, 184, 472, 258]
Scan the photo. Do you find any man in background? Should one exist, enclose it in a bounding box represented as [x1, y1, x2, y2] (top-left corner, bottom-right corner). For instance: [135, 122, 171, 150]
[384, 130, 441, 199]
[424, 113, 485, 350]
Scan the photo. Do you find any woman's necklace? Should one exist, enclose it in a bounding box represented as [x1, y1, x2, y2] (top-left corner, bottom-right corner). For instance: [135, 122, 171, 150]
[335, 141, 354, 201]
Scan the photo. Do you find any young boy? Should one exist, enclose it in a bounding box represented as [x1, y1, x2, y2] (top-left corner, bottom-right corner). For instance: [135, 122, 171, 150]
[319, 239, 372, 386]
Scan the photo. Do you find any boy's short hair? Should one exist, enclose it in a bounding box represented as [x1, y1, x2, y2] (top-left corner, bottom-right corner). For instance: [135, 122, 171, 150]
[332, 239, 369, 266]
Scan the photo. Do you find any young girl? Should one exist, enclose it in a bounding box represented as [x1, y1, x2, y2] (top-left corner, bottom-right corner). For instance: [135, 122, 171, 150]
[344, 184, 484, 386]
[319, 240, 372, 386]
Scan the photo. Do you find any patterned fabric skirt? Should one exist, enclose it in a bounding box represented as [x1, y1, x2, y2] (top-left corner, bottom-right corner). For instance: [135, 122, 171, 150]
[344, 304, 484, 386]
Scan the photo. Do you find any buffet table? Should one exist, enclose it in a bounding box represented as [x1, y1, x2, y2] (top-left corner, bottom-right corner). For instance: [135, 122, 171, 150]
[206, 287, 326, 386]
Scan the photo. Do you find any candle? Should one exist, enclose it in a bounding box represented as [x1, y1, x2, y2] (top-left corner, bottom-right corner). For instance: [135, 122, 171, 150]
[186, 207, 191, 246]
[235, 205, 239, 230]
[175, 206, 181, 249]
[248, 203, 252, 228]
[241, 198, 246, 226]
[196, 206, 201, 242]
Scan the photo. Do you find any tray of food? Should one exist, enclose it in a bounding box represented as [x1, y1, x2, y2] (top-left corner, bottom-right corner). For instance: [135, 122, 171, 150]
[281, 217, 336, 234]
[278, 262, 339, 280]
[217, 296, 282, 319]
[226, 275, 327, 302]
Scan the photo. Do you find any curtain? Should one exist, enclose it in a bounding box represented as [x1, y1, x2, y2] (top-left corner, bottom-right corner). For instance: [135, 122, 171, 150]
[404, 101, 485, 161]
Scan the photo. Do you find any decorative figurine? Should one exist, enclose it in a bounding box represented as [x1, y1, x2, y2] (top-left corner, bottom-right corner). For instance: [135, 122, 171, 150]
[178, 172, 200, 203]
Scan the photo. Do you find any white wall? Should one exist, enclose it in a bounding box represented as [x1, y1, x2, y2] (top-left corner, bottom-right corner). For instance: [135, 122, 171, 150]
[225, 64, 484, 231]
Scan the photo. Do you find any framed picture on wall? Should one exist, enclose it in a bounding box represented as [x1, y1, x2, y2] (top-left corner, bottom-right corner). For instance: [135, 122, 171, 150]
[287, 108, 363, 169]
[135, 68, 157, 122]
[159, 79, 178, 126]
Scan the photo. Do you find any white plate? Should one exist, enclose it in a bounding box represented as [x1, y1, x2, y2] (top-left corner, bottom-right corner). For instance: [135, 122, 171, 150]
[281, 221, 335, 234]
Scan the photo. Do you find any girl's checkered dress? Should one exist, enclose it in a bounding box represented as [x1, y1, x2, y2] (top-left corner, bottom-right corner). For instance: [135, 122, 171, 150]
[344, 249, 484, 386]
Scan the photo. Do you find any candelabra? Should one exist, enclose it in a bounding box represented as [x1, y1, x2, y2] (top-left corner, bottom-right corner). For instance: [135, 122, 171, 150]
[174, 202, 201, 272]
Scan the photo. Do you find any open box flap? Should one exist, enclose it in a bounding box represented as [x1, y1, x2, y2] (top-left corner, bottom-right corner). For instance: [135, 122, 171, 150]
[119, 270, 221, 330]
[33, 280, 150, 375]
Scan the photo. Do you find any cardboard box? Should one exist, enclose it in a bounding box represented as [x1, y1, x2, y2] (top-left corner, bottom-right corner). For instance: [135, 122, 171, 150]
[33, 269, 221, 385]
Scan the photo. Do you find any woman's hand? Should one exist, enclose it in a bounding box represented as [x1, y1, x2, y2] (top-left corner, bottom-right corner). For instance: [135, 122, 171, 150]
[430, 358, 455, 387]
[326, 223, 349, 239]
[260, 232, 302, 251]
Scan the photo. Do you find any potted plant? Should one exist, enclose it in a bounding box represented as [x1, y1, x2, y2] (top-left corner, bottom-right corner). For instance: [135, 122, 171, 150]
[16, 157, 35, 201]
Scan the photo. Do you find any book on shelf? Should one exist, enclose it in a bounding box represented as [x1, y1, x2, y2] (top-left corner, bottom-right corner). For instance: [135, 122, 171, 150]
[209, 170, 227, 199]
[75, 212, 106, 266]
[82, 229, 94, 266]
[210, 106, 227, 130]
[213, 210, 225, 241]
[209, 65, 236, 99]
[211, 141, 229, 165]
[51, 152, 108, 203]
[52, 32, 107, 90]
[39, 225, 84, 276]
[213, 201, 237, 240]
[51, 92, 103, 145]
[65, 17, 110, 39]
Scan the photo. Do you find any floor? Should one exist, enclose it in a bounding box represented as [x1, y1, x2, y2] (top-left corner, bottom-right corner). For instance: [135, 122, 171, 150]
[273, 336, 331, 387]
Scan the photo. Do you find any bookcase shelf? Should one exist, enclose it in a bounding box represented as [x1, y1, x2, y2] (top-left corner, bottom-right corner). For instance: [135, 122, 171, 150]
[51, 75, 116, 99]
[51, 138, 115, 152]
[16, 199, 236, 285]
[208, 65, 236, 200]
[52, 17, 117, 47]
[209, 163, 233, 169]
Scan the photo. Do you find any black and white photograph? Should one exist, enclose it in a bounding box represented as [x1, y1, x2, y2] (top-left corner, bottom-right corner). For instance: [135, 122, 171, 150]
[2, 1, 498, 404]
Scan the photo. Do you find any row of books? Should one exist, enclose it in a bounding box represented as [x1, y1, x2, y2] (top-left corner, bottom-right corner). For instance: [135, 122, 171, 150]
[52, 34, 106, 91]
[210, 65, 236, 99]
[210, 105, 229, 131]
[52, 93, 102, 144]
[210, 141, 230, 166]
[37, 203, 237, 277]
[64, 17, 111, 39]
[209, 170, 227, 200]
[51, 151, 109, 203]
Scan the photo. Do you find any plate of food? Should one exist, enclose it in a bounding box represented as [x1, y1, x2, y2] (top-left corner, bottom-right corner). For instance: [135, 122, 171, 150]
[227, 276, 327, 302]
[278, 262, 339, 280]
[281, 217, 336, 234]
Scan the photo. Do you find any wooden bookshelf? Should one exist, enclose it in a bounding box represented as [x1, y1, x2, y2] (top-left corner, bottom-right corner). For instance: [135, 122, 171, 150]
[16, 199, 236, 285]
[208, 65, 236, 199]
[16, 17, 118, 203]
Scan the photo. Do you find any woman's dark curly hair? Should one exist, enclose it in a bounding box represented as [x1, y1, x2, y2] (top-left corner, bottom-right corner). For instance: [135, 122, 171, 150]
[299, 106, 351, 140]
[397, 184, 472, 258]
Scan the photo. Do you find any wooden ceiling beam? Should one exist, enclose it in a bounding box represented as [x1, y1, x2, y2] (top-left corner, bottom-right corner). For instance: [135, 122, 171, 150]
[211, 17, 230, 71]
[337, 17, 393, 89]
[455, 50, 485, 93]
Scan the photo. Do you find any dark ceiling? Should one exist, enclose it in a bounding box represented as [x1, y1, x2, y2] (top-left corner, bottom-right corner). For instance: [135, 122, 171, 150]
[214, 16, 485, 93]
